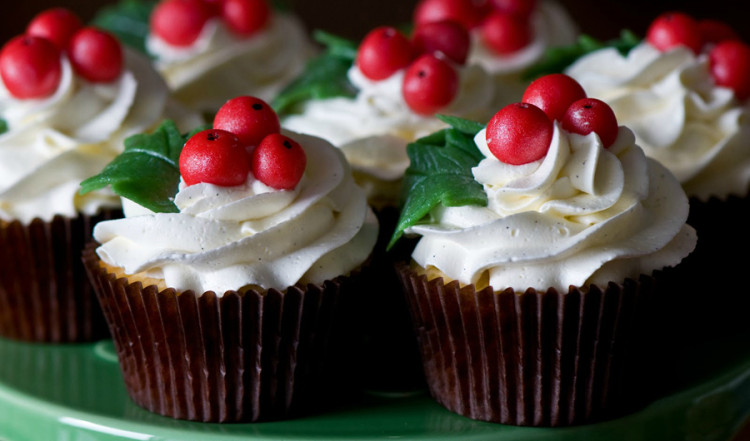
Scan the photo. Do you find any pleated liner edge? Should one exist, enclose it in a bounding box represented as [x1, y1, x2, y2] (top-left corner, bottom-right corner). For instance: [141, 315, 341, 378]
[396, 263, 654, 427]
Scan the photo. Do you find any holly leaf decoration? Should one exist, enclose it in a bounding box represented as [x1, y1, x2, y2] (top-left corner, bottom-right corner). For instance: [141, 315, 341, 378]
[91, 0, 156, 55]
[80, 120, 208, 213]
[272, 30, 358, 116]
[522, 30, 641, 81]
[0, 119, 7, 136]
[387, 115, 488, 250]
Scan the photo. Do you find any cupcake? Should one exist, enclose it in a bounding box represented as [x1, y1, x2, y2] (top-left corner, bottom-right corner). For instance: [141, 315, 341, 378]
[389, 75, 697, 425]
[0, 8, 195, 342]
[278, 24, 496, 211]
[277, 22, 496, 391]
[562, 12, 750, 340]
[81, 96, 378, 422]
[96, 0, 315, 117]
[412, 0, 578, 109]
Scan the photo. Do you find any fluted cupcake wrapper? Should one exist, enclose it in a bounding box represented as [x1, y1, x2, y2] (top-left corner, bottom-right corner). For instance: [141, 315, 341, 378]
[396, 264, 653, 427]
[0, 212, 117, 342]
[82, 243, 351, 423]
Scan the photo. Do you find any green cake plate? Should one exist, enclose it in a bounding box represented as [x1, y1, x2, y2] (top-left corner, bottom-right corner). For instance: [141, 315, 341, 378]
[1, 329, 749, 441]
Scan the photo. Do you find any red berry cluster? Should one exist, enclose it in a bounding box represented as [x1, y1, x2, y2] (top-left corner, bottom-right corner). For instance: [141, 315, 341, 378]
[355, 25, 464, 116]
[0, 8, 124, 99]
[179, 96, 306, 190]
[645, 11, 750, 100]
[151, 0, 271, 47]
[414, 0, 538, 56]
[486, 73, 618, 165]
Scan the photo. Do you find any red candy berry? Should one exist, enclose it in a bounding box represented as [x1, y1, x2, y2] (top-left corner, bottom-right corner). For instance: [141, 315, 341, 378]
[645, 11, 703, 55]
[709, 40, 750, 101]
[26, 8, 83, 51]
[698, 19, 740, 46]
[68, 27, 123, 83]
[486, 103, 553, 165]
[562, 98, 619, 148]
[0, 35, 62, 99]
[490, 0, 537, 18]
[479, 11, 532, 55]
[251, 133, 307, 190]
[221, 0, 271, 37]
[213, 96, 281, 149]
[179, 129, 250, 186]
[411, 20, 471, 65]
[151, 0, 212, 47]
[414, 0, 484, 30]
[402, 53, 459, 115]
[356, 26, 415, 81]
[522, 73, 587, 122]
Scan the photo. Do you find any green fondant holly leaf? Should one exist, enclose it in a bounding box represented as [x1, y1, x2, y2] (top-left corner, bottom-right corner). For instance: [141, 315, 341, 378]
[91, 0, 157, 55]
[0, 119, 7, 135]
[272, 30, 358, 116]
[79, 120, 208, 213]
[387, 115, 488, 250]
[522, 30, 641, 81]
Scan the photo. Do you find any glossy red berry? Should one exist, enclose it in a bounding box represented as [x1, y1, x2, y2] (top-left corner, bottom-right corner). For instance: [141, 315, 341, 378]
[411, 20, 471, 65]
[698, 19, 740, 46]
[26, 8, 83, 51]
[0, 35, 62, 99]
[522, 73, 587, 122]
[356, 26, 415, 81]
[251, 134, 307, 190]
[180, 129, 250, 186]
[562, 98, 619, 148]
[490, 0, 537, 18]
[213, 96, 281, 149]
[645, 11, 703, 55]
[221, 0, 271, 37]
[709, 40, 750, 101]
[413, 0, 484, 30]
[486, 103, 553, 165]
[151, 0, 212, 47]
[402, 53, 459, 115]
[201, 0, 224, 17]
[480, 11, 532, 55]
[68, 27, 123, 83]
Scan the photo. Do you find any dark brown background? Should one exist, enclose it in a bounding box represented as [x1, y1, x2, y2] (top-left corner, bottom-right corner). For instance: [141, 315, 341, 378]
[0, 0, 746, 45]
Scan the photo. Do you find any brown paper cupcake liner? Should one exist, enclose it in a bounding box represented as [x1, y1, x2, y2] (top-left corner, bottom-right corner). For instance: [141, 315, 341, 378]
[0, 211, 119, 342]
[396, 263, 654, 427]
[83, 243, 356, 423]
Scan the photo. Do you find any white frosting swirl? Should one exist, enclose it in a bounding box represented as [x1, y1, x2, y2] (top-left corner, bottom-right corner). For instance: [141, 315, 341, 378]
[566, 43, 750, 201]
[0, 49, 174, 223]
[147, 13, 314, 114]
[281, 61, 496, 204]
[93, 131, 378, 295]
[406, 124, 696, 292]
[468, 0, 578, 108]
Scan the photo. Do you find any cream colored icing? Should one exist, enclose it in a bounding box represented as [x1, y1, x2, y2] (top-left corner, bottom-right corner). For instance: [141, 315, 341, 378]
[281, 61, 496, 204]
[406, 124, 696, 292]
[468, 0, 579, 108]
[0, 49, 178, 223]
[93, 131, 378, 295]
[566, 43, 750, 201]
[147, 13, 314, 114]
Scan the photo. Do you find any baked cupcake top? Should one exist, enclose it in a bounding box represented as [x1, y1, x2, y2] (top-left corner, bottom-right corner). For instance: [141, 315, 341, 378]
[0, 8, 183, 223]
[277, 24, 496, 206]
[82, 96, 378, 295]
[390, 75, 696, 293]
[562, 12, 750, 201]
[96, 0, 314, 115]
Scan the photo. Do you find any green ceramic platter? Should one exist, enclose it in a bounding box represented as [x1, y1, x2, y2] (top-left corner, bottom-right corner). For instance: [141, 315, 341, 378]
[0, 332, 749, 441]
